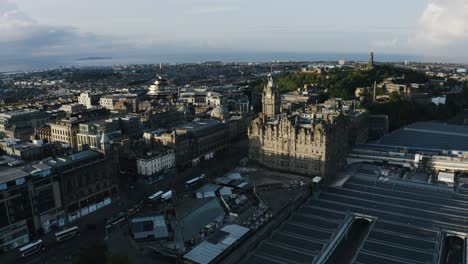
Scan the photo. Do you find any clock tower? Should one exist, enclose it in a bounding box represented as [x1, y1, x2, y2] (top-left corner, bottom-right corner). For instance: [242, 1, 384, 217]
[262, 76, 281, 118]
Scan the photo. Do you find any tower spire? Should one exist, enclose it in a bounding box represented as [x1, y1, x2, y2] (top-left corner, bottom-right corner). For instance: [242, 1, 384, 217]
[262, 76, 281, 118]
[267, 75, 275, 89]
[100, 128, 110, 153]
[369, 51, 374, 68]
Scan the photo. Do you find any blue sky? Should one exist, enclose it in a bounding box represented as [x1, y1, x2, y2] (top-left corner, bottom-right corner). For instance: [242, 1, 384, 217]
[1, 0, 468, 63]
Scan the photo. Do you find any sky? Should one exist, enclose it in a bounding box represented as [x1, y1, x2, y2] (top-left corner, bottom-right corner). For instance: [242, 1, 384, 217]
[1, 0, 468, 66]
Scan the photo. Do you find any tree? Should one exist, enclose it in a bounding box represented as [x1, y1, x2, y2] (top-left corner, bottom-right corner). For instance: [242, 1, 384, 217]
[275, 72, 319, 93]
[273, 64, 429, 100]
[389, 91, 402, 102]
[368, 99, 459, 130]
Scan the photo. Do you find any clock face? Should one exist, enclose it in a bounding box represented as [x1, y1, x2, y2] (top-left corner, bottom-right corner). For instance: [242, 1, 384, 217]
[267, 94, 271, 99]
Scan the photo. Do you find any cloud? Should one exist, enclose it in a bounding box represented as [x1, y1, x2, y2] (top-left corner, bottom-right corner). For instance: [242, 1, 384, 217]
[0, 0, 222, 65]
[411, 0, 468, 47]
[0, 0, 124, 59]
[371, 37, 400, 49]
[0, 0, 38, 42]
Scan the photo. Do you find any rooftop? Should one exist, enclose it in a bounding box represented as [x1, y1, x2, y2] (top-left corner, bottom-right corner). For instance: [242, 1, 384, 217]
[144, 128, 169, 136]
[102, 93, 138, 99]
[0, 167, 29, 185]
[243, 164, 468, 264]
[175, 119, 223, 134]
[378, 122, 468, 152]
[0, 138, 43, 152]
[0, 109, 40, 118]
[46, 150, 100, 168]
[184, 224, 250, 264]
[176, 198, 225, 242]
[131, 215, 169, 239]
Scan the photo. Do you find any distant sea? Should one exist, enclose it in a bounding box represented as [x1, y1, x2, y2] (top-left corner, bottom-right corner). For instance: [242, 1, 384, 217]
[0, 52, 455, 73]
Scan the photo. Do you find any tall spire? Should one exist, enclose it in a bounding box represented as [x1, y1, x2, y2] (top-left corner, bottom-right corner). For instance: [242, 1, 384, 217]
[267, 75, 275, 89]
[100, 128, 110, 153]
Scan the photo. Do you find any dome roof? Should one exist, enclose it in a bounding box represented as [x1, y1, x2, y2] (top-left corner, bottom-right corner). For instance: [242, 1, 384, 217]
[210, 106, 229, 120]
[154, 76, 167, 85]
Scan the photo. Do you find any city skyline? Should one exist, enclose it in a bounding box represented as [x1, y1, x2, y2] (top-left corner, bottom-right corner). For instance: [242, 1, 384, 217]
[1, 0, 468, 67]
[2, 1, 468, 262]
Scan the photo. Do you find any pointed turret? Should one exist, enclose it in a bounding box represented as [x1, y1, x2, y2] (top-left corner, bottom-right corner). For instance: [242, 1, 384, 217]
[100, 128, 110, 153]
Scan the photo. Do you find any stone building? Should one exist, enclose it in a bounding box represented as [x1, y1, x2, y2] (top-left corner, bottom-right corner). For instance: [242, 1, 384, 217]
[0, 110, 50, 140]
[78, 92, 100, 109]
[136, 148, 176, 184]
[320, 98, 369, 146]
[34, 125, 52, 142]
[0, 149, 119, 253]
[69, 107, 110, 121]
[146, 119, 228, 167]
[0, 138, 62, 161]
[209, 107, 254, 141]
[142, 103, 192, 129]
[99, 94, 139, 113]
[59, 103, 87, 114]
[76, 119, 120, 151]
[45, 150, 119, 223]
[0, 161, 63, 252]
[378, 79, 430, 103]
[248, 77, 360, 180]
[50, 118, 80, 149]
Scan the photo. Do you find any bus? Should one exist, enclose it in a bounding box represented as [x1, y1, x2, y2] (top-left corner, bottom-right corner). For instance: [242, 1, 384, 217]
[18, 240, 44, 257]
[161, 190, 173, 201]
[105, 212, 128, 228]
[55, 226, 80, 242]
[148, 191, 164, 201]
[185, 174, 206, 189]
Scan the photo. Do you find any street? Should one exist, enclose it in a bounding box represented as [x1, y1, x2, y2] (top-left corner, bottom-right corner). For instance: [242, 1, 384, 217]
[2, 138, 249, 264]
[2, 203, 119, 264]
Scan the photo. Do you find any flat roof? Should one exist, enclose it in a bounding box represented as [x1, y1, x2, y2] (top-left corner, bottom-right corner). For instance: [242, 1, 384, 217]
[184, 224, 250, 264]
[144, 129, 169, 136]
[243, 168, 459, 264]
[405, 122, 468, 136]
[46, 150, 100, 168]
[131, 215, 168, 238]
[196, 184, 221, 194]
[176, 119, 222, 133]
[0, 167, 28, 185]
[378, 122, 468, 152]
[0, 140, 43, 151]
[0, 109, 40, 117]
